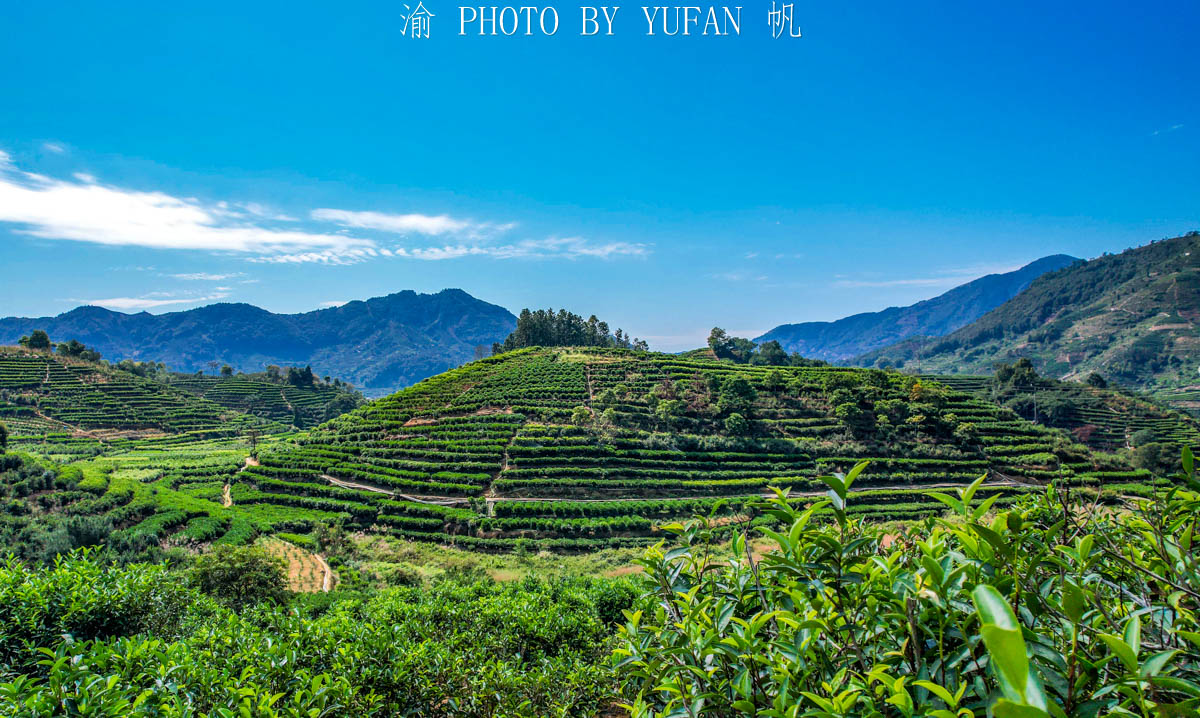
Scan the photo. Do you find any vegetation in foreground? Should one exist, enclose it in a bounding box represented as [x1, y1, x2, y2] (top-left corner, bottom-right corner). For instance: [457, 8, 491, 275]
[2, 454, 1200, 716]
[618, 455, 1200, 717]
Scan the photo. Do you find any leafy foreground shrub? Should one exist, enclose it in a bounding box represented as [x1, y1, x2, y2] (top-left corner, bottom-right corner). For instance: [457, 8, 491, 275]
[0, 558, 637, 716]
[615, 457, 1200, 717]
[190, 543, 288, 610]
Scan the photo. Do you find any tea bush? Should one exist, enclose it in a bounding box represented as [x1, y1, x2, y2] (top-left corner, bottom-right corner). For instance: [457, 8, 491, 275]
[615, 456, 1200, 717]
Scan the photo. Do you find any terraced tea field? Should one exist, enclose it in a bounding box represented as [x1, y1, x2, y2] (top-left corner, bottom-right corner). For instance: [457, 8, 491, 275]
[922, 373, 1200, 451]
[1, 345, 1176, 554]
[168, 373, 363, 428]
[0, 348, 278, 443]
[232, 347, 1159, 552]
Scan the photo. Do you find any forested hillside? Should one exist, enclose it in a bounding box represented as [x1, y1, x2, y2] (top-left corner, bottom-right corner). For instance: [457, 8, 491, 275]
[856, 233, 1200, 390]
[0, 288, 517, 396]
[756, 254, 1077, 361]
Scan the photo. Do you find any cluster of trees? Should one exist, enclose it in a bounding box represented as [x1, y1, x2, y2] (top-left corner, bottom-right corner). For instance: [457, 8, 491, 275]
[15, 330, 51, 350]
[17, 331, 105, 365]
[590, 371, 762, 436]
[824, 370, 968, 442]
[54, 339, 102, 363]
[707, 328, 829, 367]
[493, 308, 649, 354]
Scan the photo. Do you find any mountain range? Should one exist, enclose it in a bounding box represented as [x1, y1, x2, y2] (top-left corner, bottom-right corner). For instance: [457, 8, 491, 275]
[754, 254, 1079, 362]
[854, 232, 1200, 391]
[0, 289, 516, 397]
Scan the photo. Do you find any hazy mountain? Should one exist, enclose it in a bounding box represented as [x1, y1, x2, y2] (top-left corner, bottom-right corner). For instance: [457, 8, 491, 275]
[0, 289, 517, 396]
[754, 255, 1079, 361]
[854, 233, 1200, 390]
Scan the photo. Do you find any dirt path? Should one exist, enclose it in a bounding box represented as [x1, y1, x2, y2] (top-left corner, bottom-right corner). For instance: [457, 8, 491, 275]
[321, 474, 467, 506]
[315, 553, 333, 592]
[224, 456, 259, 508]
[480, 477, 1022, 506]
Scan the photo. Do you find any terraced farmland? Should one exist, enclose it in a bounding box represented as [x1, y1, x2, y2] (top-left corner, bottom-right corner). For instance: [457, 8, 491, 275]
[167, 373, 364, 428]
[0, 348, 278, 441]
[922, 373, 1200, 451]
[233, 347, 1155, 551]
[0, 345, 1173, 554]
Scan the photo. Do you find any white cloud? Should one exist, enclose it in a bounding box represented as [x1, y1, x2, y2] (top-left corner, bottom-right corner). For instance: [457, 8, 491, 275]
[1152, 123, 1184, 136]
[0, 152, 648, 266]
[396, 237, 647, 261]
[712, 270, 768, 282]
[169, 272, 245, 281]
[79, 292, 231, 311]
[832, 261, 1023, 289]
[42, 142, 67, 155]
[318, 300, 349, 308]
[259, 236, 648, 264]
[312, 208, 514, 239]
[0, 160, 375, 259]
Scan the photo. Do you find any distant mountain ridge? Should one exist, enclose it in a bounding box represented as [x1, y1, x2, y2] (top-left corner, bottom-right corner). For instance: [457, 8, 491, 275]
[754, 254, 1079, 361]
[853, 233, 1200, 391]
[0, 289, 517, 397]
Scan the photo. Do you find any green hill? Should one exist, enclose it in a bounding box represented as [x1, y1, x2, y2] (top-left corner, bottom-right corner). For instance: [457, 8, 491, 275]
[855, 232, 1200, 391]
[0, 347, 282, 460]
[920, 368, 1200, 460]
[166, 372, 365, 429]
[234, 347, 1158, 551]
[1, 346, 1180, 556]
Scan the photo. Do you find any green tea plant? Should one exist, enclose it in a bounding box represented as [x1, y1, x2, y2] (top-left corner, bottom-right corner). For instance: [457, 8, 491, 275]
[615, 456, 1200, 717]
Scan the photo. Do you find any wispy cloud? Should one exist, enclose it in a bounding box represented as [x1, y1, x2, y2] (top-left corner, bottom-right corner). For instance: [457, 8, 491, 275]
[832, 261, 1022, 289]
[0, 152, 648, 266]
[0, 161, 374, 258]
[77, 292, 231, 311]
[169, 272, 246, 281]
[711, 270, 768, 282]
[257, 237, 647, 263]
[312, 208, 515, 239]
[41, 142, 67, 155]
[1152, 123, 1184, 137]
[318, 300, 349, 308]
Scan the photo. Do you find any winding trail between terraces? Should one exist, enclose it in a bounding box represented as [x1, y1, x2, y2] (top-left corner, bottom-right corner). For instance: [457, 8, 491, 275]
[315, 552, 333, 592]
[321, 471, 1024, 507]
[223, 455, 260, 508]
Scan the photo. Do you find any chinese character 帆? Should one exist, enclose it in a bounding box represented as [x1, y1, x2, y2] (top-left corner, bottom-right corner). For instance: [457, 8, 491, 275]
[402, 2, 435, 38]
[767, 2, 801, 39]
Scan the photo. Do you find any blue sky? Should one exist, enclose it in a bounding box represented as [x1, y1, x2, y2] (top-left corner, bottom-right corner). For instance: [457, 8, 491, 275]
[1, 1, 1197, 351]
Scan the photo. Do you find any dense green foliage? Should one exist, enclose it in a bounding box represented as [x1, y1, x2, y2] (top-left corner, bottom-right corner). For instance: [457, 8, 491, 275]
[616, 454, 1200, 716]
[0, 347, 277, 445]
[858, 233, 1200, 392]
[0, 553, 635, 717]
[495, 307, 648, 353]
[706, 328, 829, 367]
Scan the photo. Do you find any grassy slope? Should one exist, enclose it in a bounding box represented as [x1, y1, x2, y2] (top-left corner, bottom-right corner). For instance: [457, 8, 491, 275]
[854, 233, 1200, 392]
